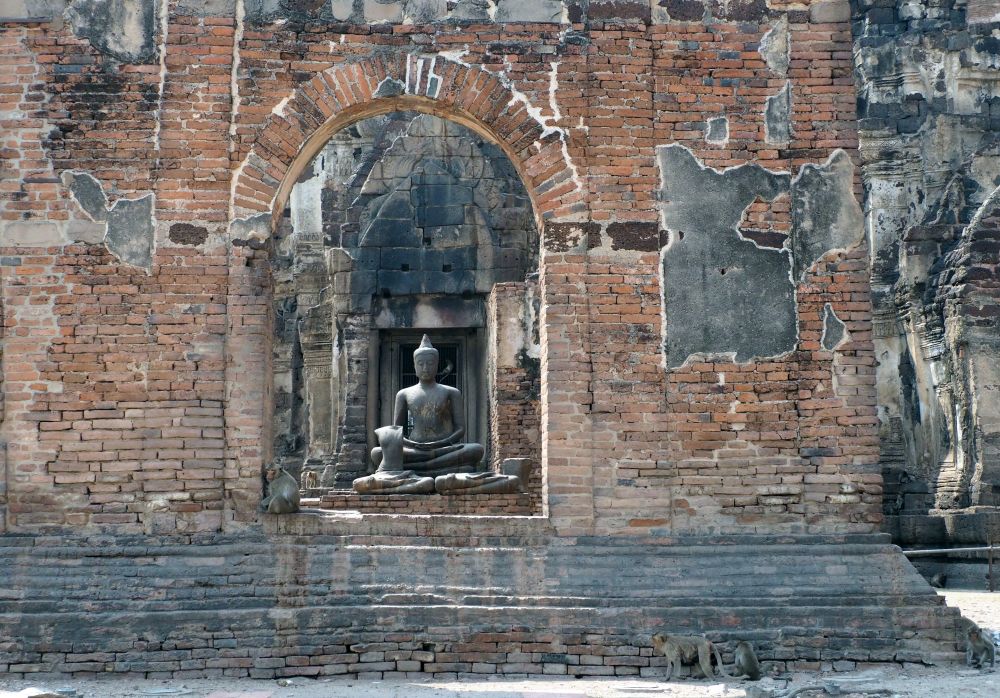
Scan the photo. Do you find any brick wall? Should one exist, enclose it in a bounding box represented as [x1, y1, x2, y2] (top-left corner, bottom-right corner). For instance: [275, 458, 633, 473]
[1, 5, 876, 535]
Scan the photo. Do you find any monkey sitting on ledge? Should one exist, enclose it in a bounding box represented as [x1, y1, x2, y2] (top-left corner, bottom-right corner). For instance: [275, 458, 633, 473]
[261, 464, 300, 514]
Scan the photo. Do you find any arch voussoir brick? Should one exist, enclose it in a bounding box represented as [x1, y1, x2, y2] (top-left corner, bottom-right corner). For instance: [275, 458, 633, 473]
[229, 56, 581, 229]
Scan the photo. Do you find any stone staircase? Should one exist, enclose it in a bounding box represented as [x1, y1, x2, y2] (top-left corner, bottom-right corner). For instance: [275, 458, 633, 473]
[0, 528, 966, 679]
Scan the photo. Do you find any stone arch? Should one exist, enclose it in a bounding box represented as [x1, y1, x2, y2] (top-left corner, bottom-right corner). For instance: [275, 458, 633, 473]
[229, 54, 585, 232]
[224, 56, 574, 523]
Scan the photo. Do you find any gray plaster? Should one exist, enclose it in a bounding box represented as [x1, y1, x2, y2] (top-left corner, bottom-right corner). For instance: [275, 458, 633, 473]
[245, 0, 282, 22]
[61, 171, 156, 266]
[658, 145, 796, 367]
[176, 0, 236, 15]
[705, 116, 728, 145]
[810, 0, 849, 24]
[765, 81, 793, 145]
[105, 194, 155, 269]
[759, 16, 789, 77]
[0, 221, 67, 246]
[448, 0, 490, 20]
[66, 220, 107, 243]
[65, 0, 156, 63]
[821, 303, 846, 351]
[63, 171, 108, 222]
[495, 0, 563, 22]
[374, 77, 406, 98]
[364, 0, 403, 22]
[230, 213, 271, 243]
[402, 0, 447, 22]
[2, 0, 67, 18]
[789, 150, 864, 280]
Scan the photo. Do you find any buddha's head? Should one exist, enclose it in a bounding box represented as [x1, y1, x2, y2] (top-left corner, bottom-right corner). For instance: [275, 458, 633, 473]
[413, 335, 439, 382]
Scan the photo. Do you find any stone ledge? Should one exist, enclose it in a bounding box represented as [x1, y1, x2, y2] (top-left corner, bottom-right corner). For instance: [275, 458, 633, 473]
[315, 491, 540, 516]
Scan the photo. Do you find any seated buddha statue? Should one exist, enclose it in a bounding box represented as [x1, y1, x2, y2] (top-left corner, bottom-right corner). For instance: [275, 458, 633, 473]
[353, 335, 485, 494]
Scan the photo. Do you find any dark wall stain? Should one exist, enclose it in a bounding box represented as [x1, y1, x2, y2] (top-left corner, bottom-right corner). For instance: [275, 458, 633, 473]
[661, 0, 704, 21]
[607, 222, 662, 251]
[543, 222, 600, 253]
[169, 223, 209, 246]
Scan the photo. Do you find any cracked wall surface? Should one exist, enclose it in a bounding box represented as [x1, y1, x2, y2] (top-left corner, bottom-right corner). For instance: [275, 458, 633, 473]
[658, 146, 863, 368]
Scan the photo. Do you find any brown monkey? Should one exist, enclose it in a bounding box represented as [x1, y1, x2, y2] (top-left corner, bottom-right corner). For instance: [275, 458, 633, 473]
[261, 465, 301, 514]
[929, 572, 947, 589]
[732, 640, 762, 681]
[652, 633, 728, 680]
[967, 626, 996, 669]
[302, 470, 318, 490]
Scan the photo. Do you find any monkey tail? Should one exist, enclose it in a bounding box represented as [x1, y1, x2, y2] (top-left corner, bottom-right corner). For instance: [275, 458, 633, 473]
[713, 643, 731, 678]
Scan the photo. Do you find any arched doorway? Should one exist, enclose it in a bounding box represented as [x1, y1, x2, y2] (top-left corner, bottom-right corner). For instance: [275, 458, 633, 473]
[271, 111, 541, 492]
[221, 57, 583, 521]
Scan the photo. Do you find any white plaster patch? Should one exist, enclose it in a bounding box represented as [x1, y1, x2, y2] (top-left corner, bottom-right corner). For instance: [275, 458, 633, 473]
[152, 0, 169, 156]
[227, 0, 246, 222]
[271, 96, 291, 116]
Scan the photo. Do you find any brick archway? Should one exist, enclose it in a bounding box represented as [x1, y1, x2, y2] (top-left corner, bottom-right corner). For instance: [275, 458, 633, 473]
[229, 54, 584, 231]
[223, 55, 585, 524]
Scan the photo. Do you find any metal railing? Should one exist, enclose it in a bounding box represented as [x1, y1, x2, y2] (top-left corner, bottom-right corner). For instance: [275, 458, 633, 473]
[902, 539, 996, 592]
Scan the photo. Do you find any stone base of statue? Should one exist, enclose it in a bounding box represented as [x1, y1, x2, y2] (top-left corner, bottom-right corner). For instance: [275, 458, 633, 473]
[433, 458, 530, 494]
[352, 425, 531, 496]
[353, 469, 436, 494]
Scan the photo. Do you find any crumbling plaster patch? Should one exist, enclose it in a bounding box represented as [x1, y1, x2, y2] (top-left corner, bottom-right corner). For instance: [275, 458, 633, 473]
[821, 303, 846, 351]
[765, 81, 793, 145]
[759, 15, 789, 77]
[657, 144, 794, 367]
[704, 116, 728, 146]
[657, 146, 865, 368]
[65, 0, 156, 63]
[790, 150, 865, 281]
[61, 171, 156, 269]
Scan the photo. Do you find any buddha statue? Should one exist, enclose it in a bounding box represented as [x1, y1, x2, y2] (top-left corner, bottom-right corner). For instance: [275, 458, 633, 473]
[353, 336, 524, 495]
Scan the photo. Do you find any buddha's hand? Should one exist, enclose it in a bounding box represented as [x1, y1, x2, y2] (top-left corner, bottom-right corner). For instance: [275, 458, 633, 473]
[405, 435, 459, 451]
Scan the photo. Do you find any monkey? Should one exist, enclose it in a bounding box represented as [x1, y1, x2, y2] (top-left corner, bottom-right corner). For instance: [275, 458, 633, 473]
[731, 640, 762, 681]
[652, 633, 728, 680]
[966, 625, 996, 669]
[929, 572, 947, 589]
[261, 465, 301, 514]
[302, 470, 318, 490]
